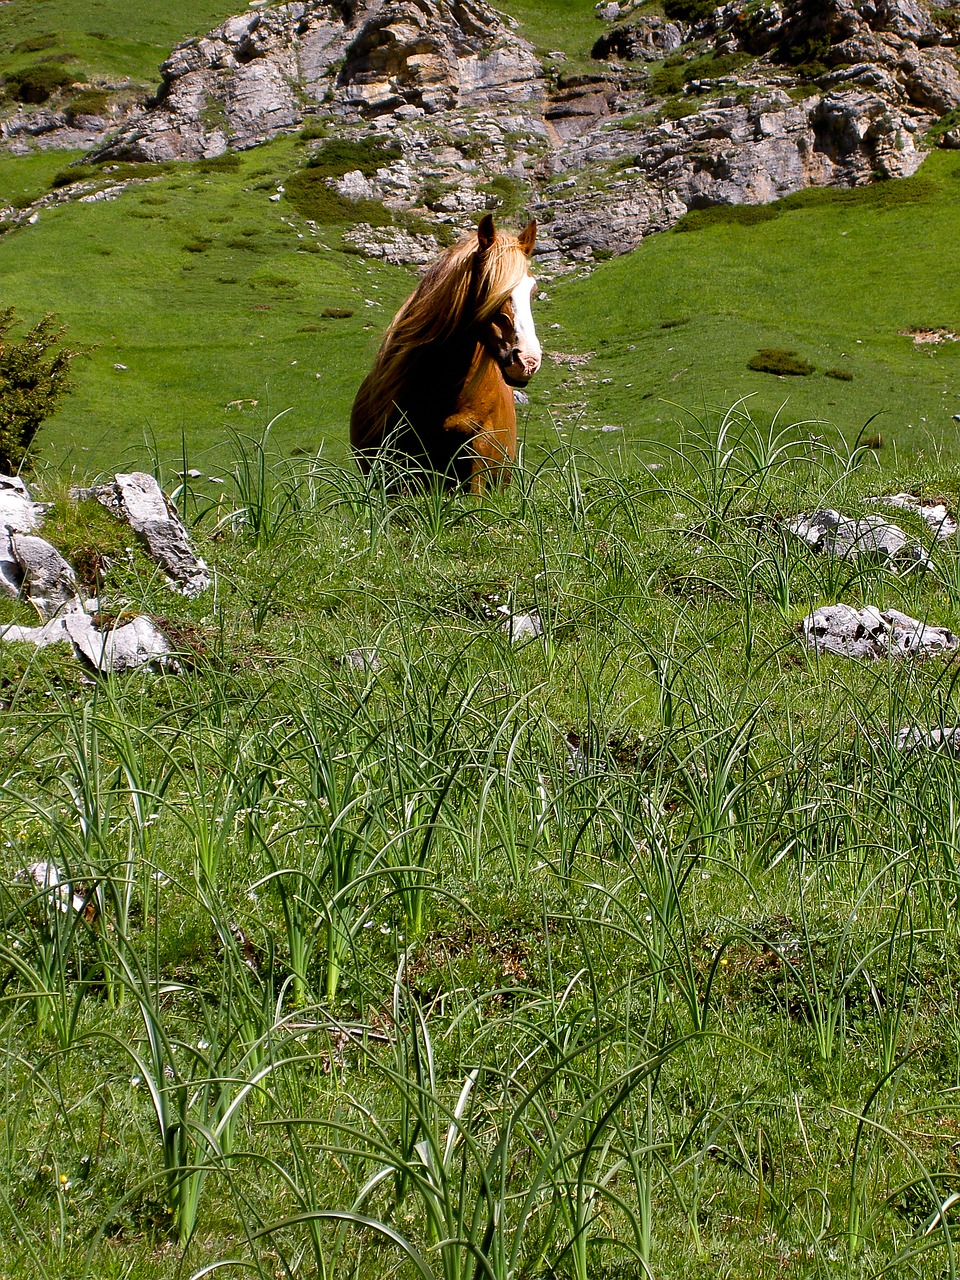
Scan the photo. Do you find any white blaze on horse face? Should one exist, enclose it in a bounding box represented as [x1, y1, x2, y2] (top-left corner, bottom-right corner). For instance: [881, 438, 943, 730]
[510, 274, 541, 378]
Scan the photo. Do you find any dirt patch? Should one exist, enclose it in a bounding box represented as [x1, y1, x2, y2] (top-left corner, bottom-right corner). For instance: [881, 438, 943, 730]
[903, 327, 959, 345]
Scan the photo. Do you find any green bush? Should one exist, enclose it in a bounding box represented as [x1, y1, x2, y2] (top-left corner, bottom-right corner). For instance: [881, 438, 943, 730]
[63, 88, 111, 122]
[284, 168, 394, 226]
[747, 347, 816, 375]
[196, 153, 242, 174]
[303, 137, 402, 179]
[0, 309, 82, 472]
[50, 163, 100, 189]
[4, 60, 79, 103]
[663, 0, 717, 20]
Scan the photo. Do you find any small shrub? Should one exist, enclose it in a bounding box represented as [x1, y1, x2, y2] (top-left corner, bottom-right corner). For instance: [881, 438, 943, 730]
[661, 317, 691, 329]
[183, 240, 211, 253]
[824, 368, 853, 380]
[0, 309, 83, 472]
[299, 122, 328, 141]
[50, 163, 100, 188]
[663, 0, 716, 20]
[303, 137, 402, 179]
[196, 153, 242, 173]
[649, 63, 686, 95]
[659, 96, 699, 120]
[12, 33, 59, 54]
[5, 60, 79, 103]
[322, 308, 353, 319]
[674, 202, 779, 232]
[63, 88, 110, 122]
[298, 324, 322, 332]
[747, 348, 816, 375]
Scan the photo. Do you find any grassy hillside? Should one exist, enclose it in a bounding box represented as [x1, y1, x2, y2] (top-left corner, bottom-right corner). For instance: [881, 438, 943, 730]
[0, 0, 242, 90]
[1, 144, 958, 476]
[4, 431, 960, 1278]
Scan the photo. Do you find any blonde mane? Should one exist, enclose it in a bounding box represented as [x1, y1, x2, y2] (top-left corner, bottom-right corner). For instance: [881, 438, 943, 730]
[351, 224, 532, 450]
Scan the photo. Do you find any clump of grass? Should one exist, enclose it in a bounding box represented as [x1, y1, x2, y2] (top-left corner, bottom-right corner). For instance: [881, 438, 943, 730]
[674, 202, 780, 232]
[747, 348, 816, 375]
[303, 137, 402, 179]
[63, 88, 111, 122]
[183, 239, 211, 253]
[825, 367, 854, 381]
[195, 153, 242, 174]
[4, 60, 80, 103]
[284, 169, 394, 226]
[322, 307, 353, 319]
[11, 33, 59, 54]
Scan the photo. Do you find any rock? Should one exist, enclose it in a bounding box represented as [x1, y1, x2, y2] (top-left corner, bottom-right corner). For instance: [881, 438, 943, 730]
[0, 474, 46, 599]
[341, 222, 442, 265]
[863, 493, 957, 538]
[341, 647, 382, 671]
[17, 861, 92, 916]
[91, 0, 544, 162]
[592, 17, 687, 61]
[8, 534, 85, 618]
[787, 508, 928, 567]
[81, 472, 210, 596]
[498, 605, 543, 642]
[803, 602, 959, 658]
[1, 610, 174, 673]
[894, 725, 960, 751]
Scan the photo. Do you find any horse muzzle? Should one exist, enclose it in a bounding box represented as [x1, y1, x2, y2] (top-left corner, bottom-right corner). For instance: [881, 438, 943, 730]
[501, 353, 541, 387]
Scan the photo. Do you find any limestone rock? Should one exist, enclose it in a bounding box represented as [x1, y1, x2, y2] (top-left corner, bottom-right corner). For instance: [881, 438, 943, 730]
[863, 493, 957, 538]
[894, 725, 960, 751]
[1, 611, 173, 673]
[498, 605, 543, 642]
[787, 508, 928, 567]
[82, 472, 210, 596]
[0, 475, 45, 599]
[803, 603, 959, 658]
[9, 534, 86, 618]
[591, 18, 687, 61]
[91, 0, 544, 162]
[341, 222, 442, 264]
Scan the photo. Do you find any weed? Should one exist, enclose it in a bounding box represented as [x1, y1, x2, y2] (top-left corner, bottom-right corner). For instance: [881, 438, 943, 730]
[747, 348, 816, 375]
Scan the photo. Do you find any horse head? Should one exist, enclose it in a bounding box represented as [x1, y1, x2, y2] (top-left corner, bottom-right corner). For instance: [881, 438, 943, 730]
[476, 214, 542, 388]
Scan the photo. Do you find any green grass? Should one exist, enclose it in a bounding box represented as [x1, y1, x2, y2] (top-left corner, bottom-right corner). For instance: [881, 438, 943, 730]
[538, 149, 960, 462]
[4, 425, 960, 1277]
[0, 0, 244, 89]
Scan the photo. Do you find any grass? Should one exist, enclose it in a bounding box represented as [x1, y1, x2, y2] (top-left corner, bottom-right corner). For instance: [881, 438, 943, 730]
[0, 0, 244, 91]
[4, 419, 960, 1276]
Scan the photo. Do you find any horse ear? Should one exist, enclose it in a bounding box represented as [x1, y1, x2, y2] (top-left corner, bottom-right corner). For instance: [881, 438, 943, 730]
[517, 219, 537, 256]
[477, 213, 496, 254]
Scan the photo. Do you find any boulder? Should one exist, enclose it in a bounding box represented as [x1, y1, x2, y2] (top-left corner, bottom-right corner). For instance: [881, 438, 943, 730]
[80, 472, 210, 596]
[803, 603, 959, 658]
[1, 611, 173, 673]
[591, 18, 687, 62]
[787, 508, 928, 567]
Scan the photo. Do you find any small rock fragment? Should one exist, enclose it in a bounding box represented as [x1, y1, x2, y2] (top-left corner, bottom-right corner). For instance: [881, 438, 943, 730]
[18, 861, 93, 917]
[894, 726, 960, 752]
[788, 509, 926, 567]
[341, 647, 382, 672]
[497, 605, 543, 642]
[863, 493, 958, 540]
[1, 611, 174, 673]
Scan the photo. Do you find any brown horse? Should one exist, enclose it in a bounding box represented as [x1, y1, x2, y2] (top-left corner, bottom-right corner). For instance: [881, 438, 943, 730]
[349, 214, 541, 491]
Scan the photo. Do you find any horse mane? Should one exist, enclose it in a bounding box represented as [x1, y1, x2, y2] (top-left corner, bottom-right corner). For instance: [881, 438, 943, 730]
[351, 224, 531, 450]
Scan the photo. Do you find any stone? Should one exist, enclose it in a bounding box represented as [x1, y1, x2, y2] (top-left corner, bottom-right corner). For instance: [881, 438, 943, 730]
[894, 725, 960, 751]
[17, 861, 90, 916]
[0, 474, 45, 599]
[8, 534, 85, 618]
[341, 647, 382, 671]
[1, 610, 173, 673]
[803, 602, 959, 658]
[787, 508, 928, 566]
[81, 472, 210, 596]
[592, 18, 687, 61]
[863, 493, 957, 538]
[498, 605, 543, 642]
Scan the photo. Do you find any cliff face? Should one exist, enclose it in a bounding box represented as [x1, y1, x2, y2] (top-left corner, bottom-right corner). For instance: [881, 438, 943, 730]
[2, 0, 959, 267]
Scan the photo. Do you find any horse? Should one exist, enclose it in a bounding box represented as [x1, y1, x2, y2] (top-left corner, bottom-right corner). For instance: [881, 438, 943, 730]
[349, 213, 541, 492]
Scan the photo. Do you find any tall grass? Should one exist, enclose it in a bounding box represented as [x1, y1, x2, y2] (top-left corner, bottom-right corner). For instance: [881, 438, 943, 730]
[3, 412, 960, 1278]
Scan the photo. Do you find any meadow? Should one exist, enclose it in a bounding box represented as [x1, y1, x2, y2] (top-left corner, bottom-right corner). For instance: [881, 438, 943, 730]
[5, 423, 960, 1279]
[4, 1, 960, 1277]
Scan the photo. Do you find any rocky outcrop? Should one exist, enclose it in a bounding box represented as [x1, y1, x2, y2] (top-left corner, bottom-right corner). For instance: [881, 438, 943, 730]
[2, 0, 958, 267]
[90, 0, 544, 162]
[804, 603, 959, 658]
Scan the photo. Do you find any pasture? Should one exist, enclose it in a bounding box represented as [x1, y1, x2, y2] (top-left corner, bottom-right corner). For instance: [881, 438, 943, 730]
[4, 2, 960, 1278]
